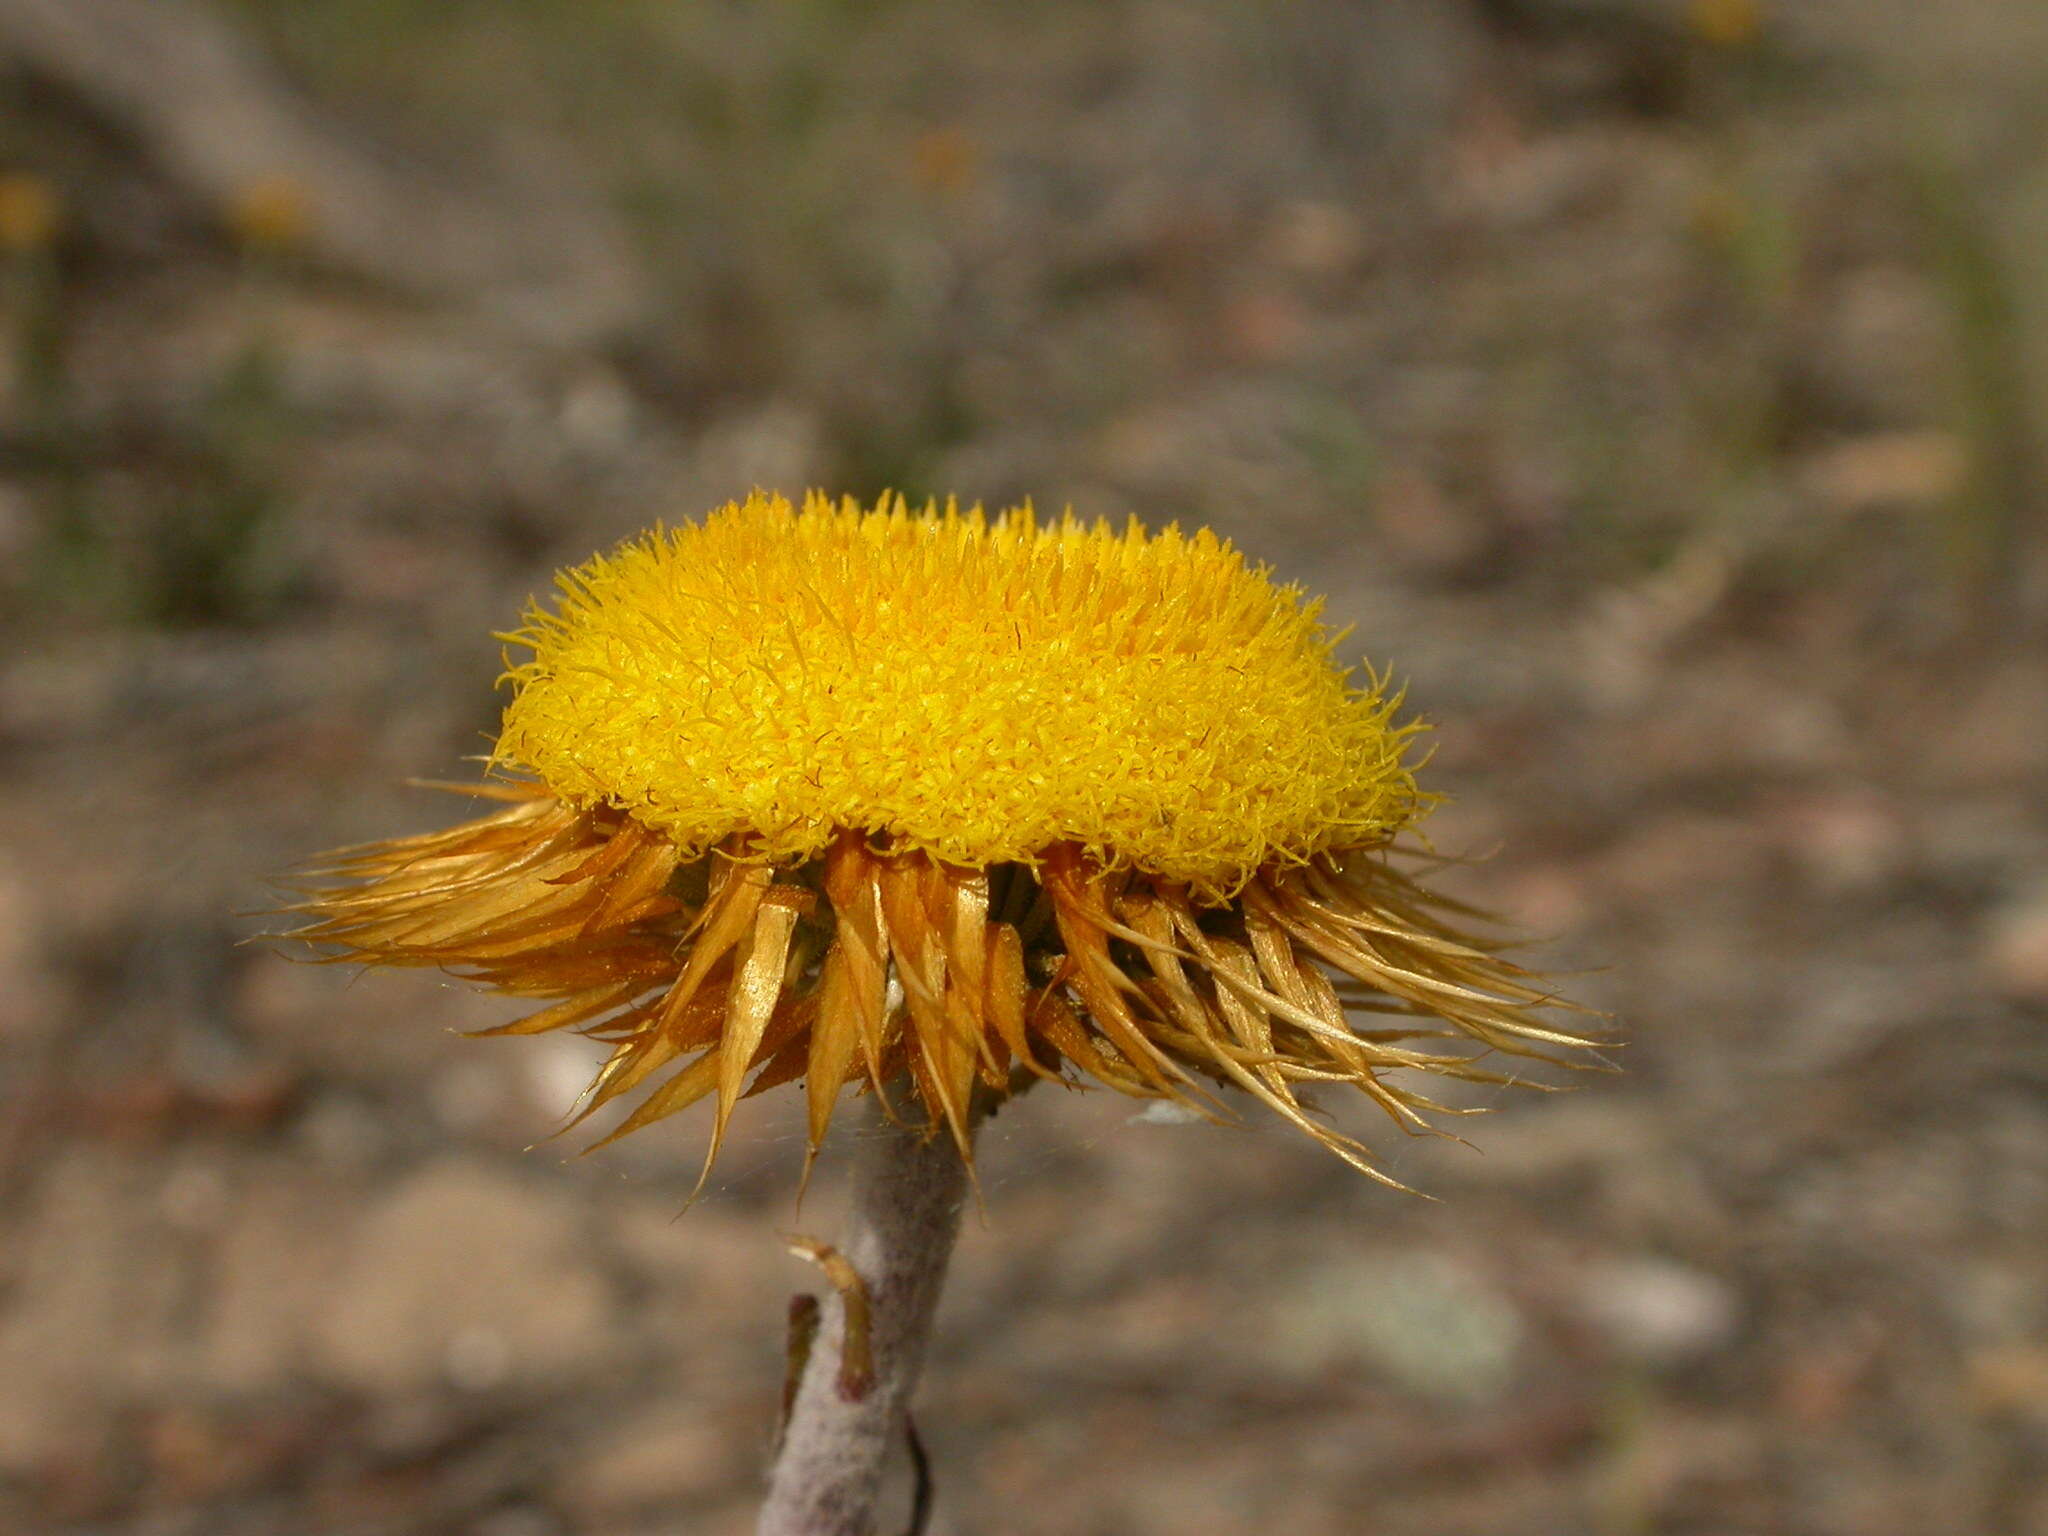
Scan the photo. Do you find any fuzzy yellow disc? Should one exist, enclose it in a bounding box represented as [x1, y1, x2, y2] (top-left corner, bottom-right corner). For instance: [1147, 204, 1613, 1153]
[494, 491, 1426, 897]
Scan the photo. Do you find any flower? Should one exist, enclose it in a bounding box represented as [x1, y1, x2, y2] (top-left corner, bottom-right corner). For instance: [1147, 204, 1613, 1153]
[288, 492, 1594, 1185]
[226, 175, 313, 255]
[0, 173, 61, 253]
[1687, 0, 1763, 49]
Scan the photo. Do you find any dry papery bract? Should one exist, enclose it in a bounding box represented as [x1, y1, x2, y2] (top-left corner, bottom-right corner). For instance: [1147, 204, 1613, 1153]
[289, 781, 1598, 1189]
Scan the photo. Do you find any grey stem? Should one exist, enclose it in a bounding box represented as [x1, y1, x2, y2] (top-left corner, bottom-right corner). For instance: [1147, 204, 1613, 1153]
[757, 1097, 972, 1536]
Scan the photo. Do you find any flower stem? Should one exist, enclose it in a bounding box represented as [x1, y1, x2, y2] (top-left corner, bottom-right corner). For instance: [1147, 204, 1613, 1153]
[757, 1098, 972, 1536]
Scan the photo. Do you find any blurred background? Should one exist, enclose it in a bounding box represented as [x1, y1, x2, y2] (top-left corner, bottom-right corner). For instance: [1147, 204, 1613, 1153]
[2, 0, 2046, 1532]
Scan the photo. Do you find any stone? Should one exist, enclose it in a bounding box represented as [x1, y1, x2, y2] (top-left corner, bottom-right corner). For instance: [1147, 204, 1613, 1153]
[1932, 662, 2048, 789]
[203, 1167, 353, 1393]
[0, 852, 61, 1042]
[311, 1156, 616, 1395]
[1264, 198, 1366, 276]
[1576, 1254, 1740, 1365]
[0, 1149, 181, 1469]
[603, 1199, 776, 1360]
[1985, 893, 2048, 1005]
[1262, 1249, 1524, 1404]
[1766, 788, 1910, 895]
[1794, 431, 1964, 513]
[556, 1401, 747, 1519]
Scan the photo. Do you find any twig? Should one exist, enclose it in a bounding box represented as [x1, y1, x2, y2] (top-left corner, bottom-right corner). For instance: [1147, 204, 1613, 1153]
[779, 1293, 822, 1453]
[756, 1099, 971, 1536]
[785, 1236, 875, 1400]
[904, 1413, 934, 1536]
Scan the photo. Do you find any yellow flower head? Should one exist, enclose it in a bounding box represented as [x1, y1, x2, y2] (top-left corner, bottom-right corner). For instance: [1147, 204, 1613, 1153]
[498, 492, 1423, 899]
[289, 493, 1594, 1186]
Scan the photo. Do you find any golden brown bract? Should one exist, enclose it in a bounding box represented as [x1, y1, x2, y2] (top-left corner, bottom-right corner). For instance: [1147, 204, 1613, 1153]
[287, 781, 1594, 1188]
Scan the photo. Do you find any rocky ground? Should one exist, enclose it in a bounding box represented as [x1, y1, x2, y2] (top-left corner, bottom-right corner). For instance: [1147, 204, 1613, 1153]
[2, 2, 2047, 1533]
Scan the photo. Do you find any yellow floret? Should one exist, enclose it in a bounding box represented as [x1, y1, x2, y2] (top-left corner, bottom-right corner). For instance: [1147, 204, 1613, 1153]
[495, 491, 1427, 898]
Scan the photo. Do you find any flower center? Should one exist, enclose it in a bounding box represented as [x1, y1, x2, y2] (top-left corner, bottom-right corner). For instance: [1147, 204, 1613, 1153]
[494, 491, 1427, 898]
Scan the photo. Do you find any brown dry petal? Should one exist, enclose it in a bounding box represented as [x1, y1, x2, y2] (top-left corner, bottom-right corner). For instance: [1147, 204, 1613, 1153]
[282, 786, 1601, 1186]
